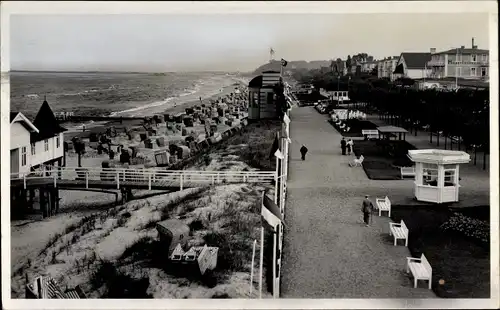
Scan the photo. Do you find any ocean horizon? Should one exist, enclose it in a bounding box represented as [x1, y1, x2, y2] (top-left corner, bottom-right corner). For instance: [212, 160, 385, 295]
[10, 71, 249, 120]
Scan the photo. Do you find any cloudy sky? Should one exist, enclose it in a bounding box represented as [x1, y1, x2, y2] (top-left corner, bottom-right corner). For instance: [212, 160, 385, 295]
[10, 13, 490, 72]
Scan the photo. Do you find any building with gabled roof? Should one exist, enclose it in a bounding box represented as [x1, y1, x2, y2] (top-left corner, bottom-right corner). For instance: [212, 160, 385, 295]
[30, 98, 67, 170]
[10, 98, 67, 176]
[393, 52, 432, 80]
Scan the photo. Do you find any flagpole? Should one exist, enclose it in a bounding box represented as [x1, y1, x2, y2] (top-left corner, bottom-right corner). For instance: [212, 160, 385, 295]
[259, 225, 264, 299]
[272, 230, 277, 298]
[250, 239, 257, 296]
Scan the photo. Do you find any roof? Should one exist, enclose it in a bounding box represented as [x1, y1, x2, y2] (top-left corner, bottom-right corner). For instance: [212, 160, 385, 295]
[434, 48, 489, 55]
[10, 111, 39, 133]
[30, 100, 67, 142]
[262, 70, 280, 74]
[400, 53, 432, 69]
[248, 75, 263, 88]
[408, 149, 471, 164]
[377, 126, 408, 133]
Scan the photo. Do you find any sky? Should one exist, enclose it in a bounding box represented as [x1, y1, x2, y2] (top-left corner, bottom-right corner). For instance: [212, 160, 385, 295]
[10, 13, 490, 72]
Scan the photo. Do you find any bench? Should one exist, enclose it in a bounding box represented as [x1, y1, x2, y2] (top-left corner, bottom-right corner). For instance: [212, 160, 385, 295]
[406, 253, 432, 289]
[389, 220, 409, 246]
[375, 195, 391, 217]
[349, 155, 364, 167]
[400, 167, 416, 179]
[361, 129, 379, 140]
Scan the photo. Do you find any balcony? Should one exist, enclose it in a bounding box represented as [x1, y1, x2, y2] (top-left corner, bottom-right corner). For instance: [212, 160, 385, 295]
[447, 60, 489, 65]
[427, 60, 445, 66]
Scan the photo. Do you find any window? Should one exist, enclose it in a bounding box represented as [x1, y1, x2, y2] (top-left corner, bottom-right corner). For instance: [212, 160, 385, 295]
[422, 163, 438, 186]
[471, 54, 477, 62]
[31, 143, 36, 155]
[44, 139, 49, 152]
[21, 146, 27, 166]
[481, 67, 487, 77]
[56, 135, 60, 148]
[444, 170, 456, 186]
[456, 67, 462, 77]
[482, 54, 487, 62]
[456, 54, 461, 62]
[267, 92, 274, 105]
[471, 67, 476, 76]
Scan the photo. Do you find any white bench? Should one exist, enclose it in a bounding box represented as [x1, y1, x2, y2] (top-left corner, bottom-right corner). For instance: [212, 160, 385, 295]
[375, 196, 391, 217]
[406, 253, 432, 289]
[349, 155, 364, 167]
[361, 129, 379, 140]
[400, 167, 416, 179]
[389, 220, 409, 246]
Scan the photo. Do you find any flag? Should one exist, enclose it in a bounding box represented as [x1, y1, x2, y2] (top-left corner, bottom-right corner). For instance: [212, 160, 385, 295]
[274, 149, 284, 159]
[283, 113, 290, 125]
[261, 192, 284, 230]
[269, 132, 280, 159]
[281, 59, 288, 67]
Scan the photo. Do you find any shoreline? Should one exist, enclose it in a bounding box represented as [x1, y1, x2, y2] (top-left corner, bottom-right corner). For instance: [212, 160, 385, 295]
[63, 76, 249, 135]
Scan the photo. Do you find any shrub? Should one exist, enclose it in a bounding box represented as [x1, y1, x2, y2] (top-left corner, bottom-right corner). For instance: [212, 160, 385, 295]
[440, 212, 489, 244]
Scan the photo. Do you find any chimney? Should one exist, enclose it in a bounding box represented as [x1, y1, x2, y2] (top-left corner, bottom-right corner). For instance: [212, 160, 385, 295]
[430, 48, 436, 54]
[460, 45, 465, 49]
[472, 37, 475, 48]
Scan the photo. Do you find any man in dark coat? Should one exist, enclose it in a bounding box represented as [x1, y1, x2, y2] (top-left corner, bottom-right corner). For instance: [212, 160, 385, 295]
[362, 195, 374, 226]
[300, 145, 308, 160]
[340, 137, 347, 155]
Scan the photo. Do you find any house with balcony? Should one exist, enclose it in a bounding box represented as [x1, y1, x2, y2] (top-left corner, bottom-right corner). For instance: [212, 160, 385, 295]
[361, 60, 378, 73]
[393, 52, 432, 80]
[426, 38, 489, 80]
[10, 98, 67, 177]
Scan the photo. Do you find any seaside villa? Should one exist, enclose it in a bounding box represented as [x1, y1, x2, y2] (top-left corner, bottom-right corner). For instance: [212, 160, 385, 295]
[10, 99, 67, 177]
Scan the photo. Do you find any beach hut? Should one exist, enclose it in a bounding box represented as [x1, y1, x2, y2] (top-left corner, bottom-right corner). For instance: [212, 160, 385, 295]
[177, 145, 191, 159]
[408, 149, 471, 203]
[156, 219, 190, 256]
[247, 71, 284, 120]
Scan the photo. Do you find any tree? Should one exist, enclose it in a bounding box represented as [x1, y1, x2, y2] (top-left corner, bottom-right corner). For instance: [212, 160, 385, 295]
[71, 137, 86, 167]
[370, 65, 378, 76]
[346, 55, 352, 70]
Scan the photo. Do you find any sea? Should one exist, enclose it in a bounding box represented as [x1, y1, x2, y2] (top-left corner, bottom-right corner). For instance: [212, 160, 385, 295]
[9, 71, 250, 121]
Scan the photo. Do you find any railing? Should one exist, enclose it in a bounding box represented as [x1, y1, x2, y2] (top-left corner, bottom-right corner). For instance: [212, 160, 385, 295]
[10, 167, 277, 190]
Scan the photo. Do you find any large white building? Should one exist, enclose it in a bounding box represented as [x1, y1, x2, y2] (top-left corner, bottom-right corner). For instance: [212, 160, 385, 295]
[10, 99, 67, 176]
[377, 56, 399, 80]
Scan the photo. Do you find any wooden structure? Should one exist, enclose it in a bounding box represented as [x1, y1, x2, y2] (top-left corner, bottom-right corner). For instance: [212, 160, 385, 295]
[408, 149, 470, 203]
[26, 275, 87, 299]
[377, 125, 409, 141]
[389, 220, 409, 246]
[156, 219, 190, 255]
[248, 71, 283, 120]
[406, 254, 432, 289]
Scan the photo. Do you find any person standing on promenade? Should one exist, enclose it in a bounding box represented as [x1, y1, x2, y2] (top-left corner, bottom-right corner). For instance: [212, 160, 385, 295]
[346, 139, 354, 155]
[300, 145, 309, 161]
[362, 195, 374, 226]
[340, 137, 347, 155]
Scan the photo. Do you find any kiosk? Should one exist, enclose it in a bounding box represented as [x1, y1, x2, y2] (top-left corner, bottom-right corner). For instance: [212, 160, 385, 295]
[408, 149, 470, 203]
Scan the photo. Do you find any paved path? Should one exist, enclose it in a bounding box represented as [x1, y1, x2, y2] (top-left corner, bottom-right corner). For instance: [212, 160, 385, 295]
[280, 107, 438, 298]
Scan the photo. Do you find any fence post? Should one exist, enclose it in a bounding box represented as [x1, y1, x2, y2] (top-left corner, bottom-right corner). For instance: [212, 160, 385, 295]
[148, 173, 152, 190]
[53, 171, 57, 187]
[23, 174, 26, 189]
[85, 171, 89, 189]
[116, 171, 120, 189]
[212, 175, 215, 185]
[180, 174, 184, 191]
[217, 173, 220, 183]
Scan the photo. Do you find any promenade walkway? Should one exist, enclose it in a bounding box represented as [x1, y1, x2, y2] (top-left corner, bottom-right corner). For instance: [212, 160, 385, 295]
[280, 107, 438, 298]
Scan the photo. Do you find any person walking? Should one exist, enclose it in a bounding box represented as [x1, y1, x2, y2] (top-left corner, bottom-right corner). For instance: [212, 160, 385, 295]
[300, 145, 309, 161]
[346, 139, 354, 155]
[362, 195, 374, 226]
[340, 137, 347, 155]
